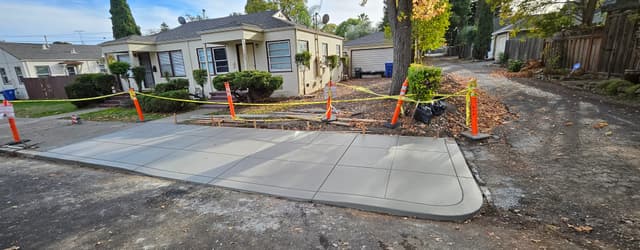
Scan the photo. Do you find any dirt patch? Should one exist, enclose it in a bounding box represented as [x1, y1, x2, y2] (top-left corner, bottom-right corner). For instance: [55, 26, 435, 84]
[186, 75, 516, 138]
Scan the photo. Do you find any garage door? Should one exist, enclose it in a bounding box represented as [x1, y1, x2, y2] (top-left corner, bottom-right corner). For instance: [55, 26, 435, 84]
[351, 47, 393, 74]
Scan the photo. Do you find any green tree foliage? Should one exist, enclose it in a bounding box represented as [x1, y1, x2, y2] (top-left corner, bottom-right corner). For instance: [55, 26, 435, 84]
[245, 0, 311, 26]
[446, 0, 471, 45]
[473, 0, 492, 60]
[335, 14, 376, 40]
[321, 23, 337, 34]
[109, 0, 141, 39]
[245, 0, 278, 13]
[131, 66, 146, 90]
[160, 22, 169, 32]
[489, 0, 600, 37]
[413, 0, 451, 56]
[407, 64, 442, 101]
[378, 6, 390, 31]
[457, 25, 476, 46]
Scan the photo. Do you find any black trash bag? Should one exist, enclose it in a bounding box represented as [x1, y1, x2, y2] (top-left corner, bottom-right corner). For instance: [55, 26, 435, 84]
[414, 104, 434, 124]
[429, 100, 447, 116]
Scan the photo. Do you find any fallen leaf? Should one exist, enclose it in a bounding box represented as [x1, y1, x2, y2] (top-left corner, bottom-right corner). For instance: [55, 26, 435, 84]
[568, 224, 593, 233]
[4, 246, 20, 250]
[605, 131, 613, 136]
[593, 121, 608, 129]
[564, 121, 574, 126]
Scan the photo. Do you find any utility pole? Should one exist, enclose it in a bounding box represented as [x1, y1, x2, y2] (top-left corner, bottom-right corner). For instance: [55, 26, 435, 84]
[74, 30, 85, 45]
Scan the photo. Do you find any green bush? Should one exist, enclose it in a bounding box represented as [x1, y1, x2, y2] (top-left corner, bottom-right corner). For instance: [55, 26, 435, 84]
[600, 79, 634, 95]
[73, 73, 116, 95]
[212, 71, 283, 102]
[192, 69, 208, 98]
[154, 78, 189, 93]
[498, 52, 508, 65]
[295, 51, 311, 68]
[507, 59, 524, 72]
[407, 64, 442, 101]
[108, 61, 130, 76]
[326, 55, 340, 70]
[139, 90, 196, 113]
[623, 84, 640, 98]
[131, 66, 146, 90]
[64, 81, 100, 108]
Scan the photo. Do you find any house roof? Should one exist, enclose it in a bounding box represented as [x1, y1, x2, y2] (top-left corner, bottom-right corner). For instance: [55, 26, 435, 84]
[491, 20, 530, 36]
[0, 42, 102, 60]
[101, 10, 300, 46]
[344, 32, 392, 48]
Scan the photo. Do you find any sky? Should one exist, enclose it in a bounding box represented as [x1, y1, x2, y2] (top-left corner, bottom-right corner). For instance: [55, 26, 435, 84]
[0, 0, 384, 45]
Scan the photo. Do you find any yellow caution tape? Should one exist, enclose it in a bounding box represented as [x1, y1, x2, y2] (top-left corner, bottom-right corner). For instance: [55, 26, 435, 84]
[10, 92, 128, 103]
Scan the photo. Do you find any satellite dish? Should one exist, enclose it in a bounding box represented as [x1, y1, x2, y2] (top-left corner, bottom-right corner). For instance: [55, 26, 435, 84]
[178, 16, 186, 25]
[322, 14, 330, 25]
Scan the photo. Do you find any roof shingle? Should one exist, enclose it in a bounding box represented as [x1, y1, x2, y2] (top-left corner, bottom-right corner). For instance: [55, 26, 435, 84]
[0, 42, 101, 60]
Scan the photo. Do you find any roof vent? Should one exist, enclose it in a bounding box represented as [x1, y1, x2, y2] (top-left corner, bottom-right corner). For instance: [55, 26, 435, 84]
[71, 48, 78, 54]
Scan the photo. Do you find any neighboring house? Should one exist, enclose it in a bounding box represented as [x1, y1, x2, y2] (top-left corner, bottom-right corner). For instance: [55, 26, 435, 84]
[100, 10, 344, 97]
[0, 42, 104, 99]
[344, 32, 393, 77]
[489, 22, 531, 61]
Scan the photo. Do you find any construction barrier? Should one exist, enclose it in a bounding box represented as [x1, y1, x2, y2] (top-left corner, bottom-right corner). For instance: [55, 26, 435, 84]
[1, 100, 21, 143]
[384, 79, 410, 129]
[224, 82, 237, 119]
[129, 88, 145, 122]
[322, 81, 337, 121]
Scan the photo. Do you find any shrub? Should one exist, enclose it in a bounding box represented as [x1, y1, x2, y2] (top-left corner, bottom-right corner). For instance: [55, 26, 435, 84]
[65, 81, 100, 108]
[131, 66, 146, 90]
[154, 78, 189, 93]
[73, 73, 116, 95]
[192, 69, 208, 98]
[407, 64, 442, 101]
[498, 52, 508, 65]
[326, 55, 340, 70]
[295, 51, 311, 69]
[623, 84, 640, 98]
[108, 61, 130, 76]
[507, 59, 524, 72]
[599, 79, 634, 95]
[212, 71, 283, 102]
[139, 90, 196, 113]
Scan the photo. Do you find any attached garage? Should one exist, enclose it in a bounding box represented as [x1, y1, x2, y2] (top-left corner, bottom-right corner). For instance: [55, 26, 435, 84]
[344, 32, 394, 77]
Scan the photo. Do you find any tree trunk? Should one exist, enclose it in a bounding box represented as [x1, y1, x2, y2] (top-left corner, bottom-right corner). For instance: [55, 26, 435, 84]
[582, 0, 598, 26]
[387, 0, 413, 95]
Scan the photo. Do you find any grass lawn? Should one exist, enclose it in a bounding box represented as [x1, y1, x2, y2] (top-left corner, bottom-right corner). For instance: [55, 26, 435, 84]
[78, 107, 172, 122]
[13, 102, 78, 118]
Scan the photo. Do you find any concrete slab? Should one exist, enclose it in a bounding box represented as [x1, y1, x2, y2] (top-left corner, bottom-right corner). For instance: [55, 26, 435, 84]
[392, 150, 456, 176]
[145, 151, 243, 178]
[317, 166, 388, 198]
[337, 146, 395, 169]
[219, 157, 334, 191]
[36, 124, 483, 221]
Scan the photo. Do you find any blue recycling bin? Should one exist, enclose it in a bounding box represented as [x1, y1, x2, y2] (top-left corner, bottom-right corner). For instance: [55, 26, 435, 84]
[385, 62, 393, 78]
[1, 89, 16, 101]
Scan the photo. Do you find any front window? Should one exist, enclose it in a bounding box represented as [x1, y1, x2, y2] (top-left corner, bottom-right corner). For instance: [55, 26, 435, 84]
[14, 67, 23, 85]
[267, 40, 292, 72]
[158, 50, 186, 77]
[35, 66, 50, 78]
[297, 40, 309, 52]
[197, 47, 229, 75]
[0, 68, 8, 85]
[67, 66, 76, 76]
[322, 43, 328, 62]
[336, 44, 341, 56]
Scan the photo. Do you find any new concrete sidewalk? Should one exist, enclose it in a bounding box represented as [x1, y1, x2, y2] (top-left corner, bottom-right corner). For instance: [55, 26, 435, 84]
[28, 123, 482, 220]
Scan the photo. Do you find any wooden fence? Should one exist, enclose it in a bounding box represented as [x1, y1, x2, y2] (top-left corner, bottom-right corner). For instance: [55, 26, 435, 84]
[23, 75, 76, 99]
[546, 34, 603, 73]
[599, 10, 639, 75]
[505, 38, 545, 61]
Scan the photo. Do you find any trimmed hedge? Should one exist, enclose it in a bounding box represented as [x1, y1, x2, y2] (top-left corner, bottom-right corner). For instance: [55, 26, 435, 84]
[407, 64, 442, 101]
[65, 73, 117, 108]
[154, 78, 189, 93]
[212, 71, 283, 102]
[139, 90, 196, 113]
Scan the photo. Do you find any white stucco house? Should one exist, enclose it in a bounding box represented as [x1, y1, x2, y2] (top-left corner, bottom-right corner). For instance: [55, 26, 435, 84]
[100, 10, 344, 97]
[0, 42, 104, 99]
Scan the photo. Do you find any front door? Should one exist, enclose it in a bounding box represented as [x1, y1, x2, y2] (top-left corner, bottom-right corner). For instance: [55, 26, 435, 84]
[236, 43, 256, 71]
[138, 52, 155, 88]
